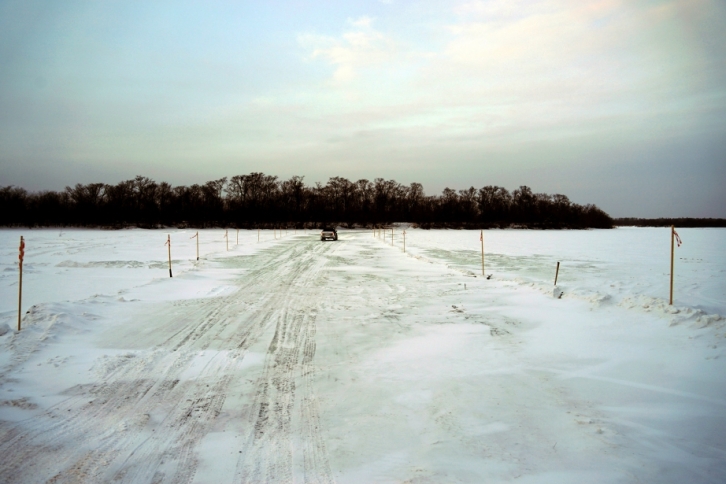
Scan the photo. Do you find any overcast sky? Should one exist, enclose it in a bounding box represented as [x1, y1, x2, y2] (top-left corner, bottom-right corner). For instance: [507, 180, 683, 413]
[1, 0, 724, 217]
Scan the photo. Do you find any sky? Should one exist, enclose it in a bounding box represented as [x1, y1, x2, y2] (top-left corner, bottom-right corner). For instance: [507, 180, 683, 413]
[1, 0, 725, 217]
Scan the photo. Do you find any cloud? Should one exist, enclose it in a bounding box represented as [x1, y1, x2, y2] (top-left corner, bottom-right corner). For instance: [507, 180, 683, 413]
[350, 16, 373, 28]
[299, 17, 397, 83]
[294, 0, 725, 153]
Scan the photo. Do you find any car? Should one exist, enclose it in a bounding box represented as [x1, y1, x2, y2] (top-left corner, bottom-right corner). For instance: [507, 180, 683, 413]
[320, 227, 338, 241]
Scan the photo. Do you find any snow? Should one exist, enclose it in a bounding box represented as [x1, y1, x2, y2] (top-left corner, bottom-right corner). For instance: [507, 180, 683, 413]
[0, 227, 724, 483]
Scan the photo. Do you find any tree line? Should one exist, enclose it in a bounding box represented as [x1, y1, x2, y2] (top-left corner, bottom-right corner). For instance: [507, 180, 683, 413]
[613, 218, 726, 227]
[0, 174, 613, 229]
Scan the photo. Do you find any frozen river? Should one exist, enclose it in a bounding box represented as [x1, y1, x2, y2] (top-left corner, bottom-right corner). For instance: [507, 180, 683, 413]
[0, 228, 724, 483]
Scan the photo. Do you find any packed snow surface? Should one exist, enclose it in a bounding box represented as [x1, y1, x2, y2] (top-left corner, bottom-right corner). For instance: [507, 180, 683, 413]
[0, 227, 724, 483]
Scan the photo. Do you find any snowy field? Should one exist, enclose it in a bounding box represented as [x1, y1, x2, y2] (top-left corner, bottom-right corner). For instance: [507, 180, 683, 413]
[0, 227, 724, 483]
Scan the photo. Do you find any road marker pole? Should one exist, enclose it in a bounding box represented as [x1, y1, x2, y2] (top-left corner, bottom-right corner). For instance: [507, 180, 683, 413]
[554, 261, 560, 285]
[403, 230, 406, 253]
[670, 226, 674, 304]
[191, 231, 199, 260]
[18, 236, 24, 331]
[225, 230, 229, 251]
[165, 235, 172, 277]
[669, 226, 682, 305]
[480, 230, 485, 276]
[236, 229, 239, 245]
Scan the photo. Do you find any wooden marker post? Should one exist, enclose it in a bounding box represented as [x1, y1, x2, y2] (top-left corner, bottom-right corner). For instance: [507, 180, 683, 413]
[191, 231, 199, 260]
[670, 226, 682, 305]
[480, 230, 485, 276]
[403, 230, 406, 253]
[554, 261, 560, 285]
[236, 229, 239, 245]
[225, 230, 229, 251]
[391, 228, 394, 246]
[166, 235, 172, 277]
[18, 236, 24, 331]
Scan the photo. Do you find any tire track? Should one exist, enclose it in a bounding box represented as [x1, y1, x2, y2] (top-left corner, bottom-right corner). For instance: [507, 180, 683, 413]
[0, 236, 336, 483]
[237, 243, 335, 483]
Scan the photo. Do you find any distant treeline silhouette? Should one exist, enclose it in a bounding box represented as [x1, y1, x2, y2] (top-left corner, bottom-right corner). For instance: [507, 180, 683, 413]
[614, 218, 726, 228]
[0, 174, 613, 229]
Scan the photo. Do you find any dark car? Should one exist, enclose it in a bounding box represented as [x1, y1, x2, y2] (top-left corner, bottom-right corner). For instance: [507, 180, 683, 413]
[320, 227, 338, 241]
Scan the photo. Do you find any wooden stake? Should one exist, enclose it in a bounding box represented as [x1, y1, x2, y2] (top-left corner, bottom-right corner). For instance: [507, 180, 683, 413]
[403, 230, 406, 253]
[554, 261, 560, 285]
[166, 234, 172, 277]
[225, 230, 229, 251]
[191, 231, 199, 260]
[236, 229, 239, 245]
[18, 236, 24, 331]
[670, 225, 675, 305]
[480, 230, 485, 276]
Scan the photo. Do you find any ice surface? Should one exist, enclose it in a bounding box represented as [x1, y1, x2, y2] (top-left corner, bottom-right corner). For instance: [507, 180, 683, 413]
[0, 227, 724, 483]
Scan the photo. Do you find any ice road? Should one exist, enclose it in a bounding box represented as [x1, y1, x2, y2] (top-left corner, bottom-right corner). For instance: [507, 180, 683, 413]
[0, 228, 724, 483]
